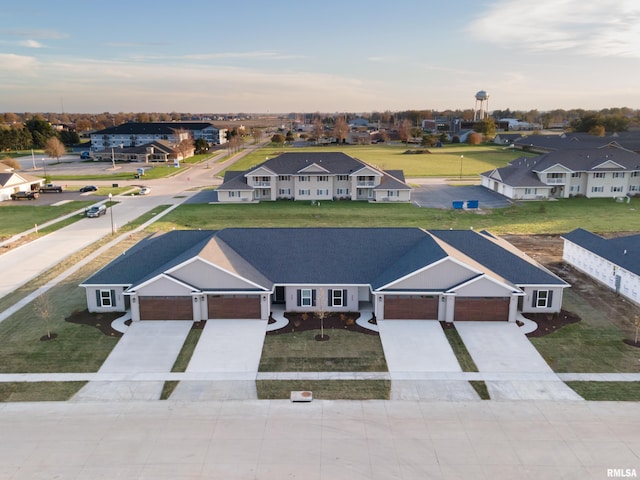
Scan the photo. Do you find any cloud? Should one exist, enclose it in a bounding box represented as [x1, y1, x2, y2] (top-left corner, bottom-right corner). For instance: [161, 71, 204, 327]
[182, 51, 306, 61]
[0, 28, 68, 40]
[467, 0, 640, 58]
[0, 53, 38, 72]
[18, 40, 44, 48]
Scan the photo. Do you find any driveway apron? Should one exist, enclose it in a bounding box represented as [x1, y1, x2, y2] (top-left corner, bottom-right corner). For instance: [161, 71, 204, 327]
[377, 320, 479, 401]
[169, 319, 268, 401]
[73, 321, 192, 401]
[455, 321, 583, 400]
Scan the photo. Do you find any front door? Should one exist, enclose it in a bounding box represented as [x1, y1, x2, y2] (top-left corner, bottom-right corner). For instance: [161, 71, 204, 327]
[274, 286, 285, 304]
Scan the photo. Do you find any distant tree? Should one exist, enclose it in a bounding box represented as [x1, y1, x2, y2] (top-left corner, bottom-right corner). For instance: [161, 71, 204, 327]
[398, 119, 412, 143]
[24, 118, 55, 148]
[473, 117, 496, 139]
[466, 132, 482, 145]
[0, 157, 21, 169]
[250, 128, 263, 144]
[285, 130, 295, 142]
[75, 118, 92, 132]
[271, 133, 285, 145]
[588, 125, 606, 137]
[379, 130, 390, 144]
[332, 116, 349, 144]
[311, 118, 324, 141]
[32, 292, 56, 341]
[44, 137, 66, 160]
[136, 112, 150, 123]
[59, 130, 80, 146]
[194, 138, 209, 154]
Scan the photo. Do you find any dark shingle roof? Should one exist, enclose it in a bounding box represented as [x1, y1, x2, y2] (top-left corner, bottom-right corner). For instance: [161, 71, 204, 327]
[82, 230, 214, 286]
[531, 147, 640, 172]
[430, 230, 568, 286]
[246, 152, 365, 175]
[94, 122, 219, 136]
[562, 228, 640, 276]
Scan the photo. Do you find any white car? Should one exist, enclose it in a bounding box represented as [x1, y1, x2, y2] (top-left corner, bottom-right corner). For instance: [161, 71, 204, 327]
[139, 187, 151, 196]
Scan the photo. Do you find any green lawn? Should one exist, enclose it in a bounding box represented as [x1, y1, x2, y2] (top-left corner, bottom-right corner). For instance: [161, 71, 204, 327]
[256, 379, 390, 400]
[152, 197, 640, 235]
[51, 164, 188, 181]
[222, 143, 532, 178]
[259, 329, 387, 372]
[0, 201, 95, 240]
[530, 289, 640, 373]
[566, 382, 640, 401]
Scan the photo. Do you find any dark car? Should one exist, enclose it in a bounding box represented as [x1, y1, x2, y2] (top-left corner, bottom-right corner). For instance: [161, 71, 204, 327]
[85, 204, 107, 217]
[10, 191, 39, 200]
[79, 185, 98, 193]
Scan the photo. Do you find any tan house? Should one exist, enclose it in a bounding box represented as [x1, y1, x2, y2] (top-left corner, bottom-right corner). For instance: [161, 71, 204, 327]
[81, 228, 568, 323]
[0, 165, 45, 201]
[217, 152, 411, 203]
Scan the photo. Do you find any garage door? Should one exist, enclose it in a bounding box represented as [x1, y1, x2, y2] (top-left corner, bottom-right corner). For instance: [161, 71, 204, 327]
[139, 296, 193, 320]
[208, 294, 261, 319]
[384, 295, 439, 320]
[454, 297, 509, 321]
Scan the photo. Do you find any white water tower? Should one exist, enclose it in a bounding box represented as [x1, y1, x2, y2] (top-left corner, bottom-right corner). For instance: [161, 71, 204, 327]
[474, 90, 490, 121]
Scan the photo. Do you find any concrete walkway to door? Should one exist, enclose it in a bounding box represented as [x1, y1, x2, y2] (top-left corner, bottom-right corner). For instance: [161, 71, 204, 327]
[73, 321, 192, 402]
[170, 319, 268, 401]
[377, 320, 480, 401]
[455, 322, 583, 401]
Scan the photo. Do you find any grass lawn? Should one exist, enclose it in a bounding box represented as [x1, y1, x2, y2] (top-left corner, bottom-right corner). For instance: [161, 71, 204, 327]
[256, 379, 390, 400]
[530, 289, 640, 373]
[51, 164, 188, 181]
[566, 382, 640, 401]
[0, 382, 87, 401]
[152, 197, 640, 235]
[0, 201, 95, 240]
[222, 143, 532, 178]
[259, 329, 387, 372]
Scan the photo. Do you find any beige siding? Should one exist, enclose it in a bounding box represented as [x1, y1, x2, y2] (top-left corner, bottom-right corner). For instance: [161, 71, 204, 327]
[135, 276, 194, 296]
[388, 259, 475, 290]
[454, 277, 513, 297]
[172, 259, 259, 290]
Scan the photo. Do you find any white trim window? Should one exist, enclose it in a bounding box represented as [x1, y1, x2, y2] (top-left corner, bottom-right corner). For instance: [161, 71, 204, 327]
[97, 289, 115, 307]
[591, 186, 604, 193]
[611, 186, 623, 193]
[297, 289, 316, 307]
[532, 290, 552, 308]
[298, 189, 310, 196]
[593, 172, 606, 179]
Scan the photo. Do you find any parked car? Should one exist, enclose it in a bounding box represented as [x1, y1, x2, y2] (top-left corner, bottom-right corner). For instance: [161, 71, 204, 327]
[79, 185, 98, 192]
[85, 204, 107, 217]
[10, 191, 39, 200]
[138, 187, 151, 195]
[80, 151, 91, 159]
[39, 183, 63, 193]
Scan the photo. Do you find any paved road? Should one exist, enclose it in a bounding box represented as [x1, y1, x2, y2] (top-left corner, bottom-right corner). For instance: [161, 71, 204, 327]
[0, 399, 638, 479]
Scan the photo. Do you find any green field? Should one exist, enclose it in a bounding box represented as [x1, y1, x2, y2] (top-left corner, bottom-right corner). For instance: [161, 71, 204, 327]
[222, 143, 532, 178]
[0, 201, 95, 240]
[152, 196, 640, 235]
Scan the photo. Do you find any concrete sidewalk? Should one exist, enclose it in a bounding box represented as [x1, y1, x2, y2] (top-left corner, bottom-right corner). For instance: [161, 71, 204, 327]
[1, 399, 638, 480]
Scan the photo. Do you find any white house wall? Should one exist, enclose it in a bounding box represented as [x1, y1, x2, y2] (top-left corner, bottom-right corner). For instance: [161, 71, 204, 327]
[373, 189, 411, 202]
[216, 190, 253, 202]
[519, 286, 566, 313]
[171, 259, 261, 290]
[387, 259, 475, 291]
[563, 240, 640, 305]
[134, 276, 195, 296]
[85, 286, 128, 313]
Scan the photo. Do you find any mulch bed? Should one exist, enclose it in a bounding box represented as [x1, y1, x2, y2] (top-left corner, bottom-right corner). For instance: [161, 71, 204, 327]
[65, 309, 124, 337]
[523, 309, 581, 338]
[623, 339, 640, 348]
[268, 312, 379, 336]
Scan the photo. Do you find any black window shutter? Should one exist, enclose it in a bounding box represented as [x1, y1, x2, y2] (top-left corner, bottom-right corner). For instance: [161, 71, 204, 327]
[95, 290, 101, 306]
[328, 290, 333, 307]
[312, 289, 316, 307]
[532, 290, 538, 308]
[343, 289, 348, 307]
[297, 289, 301, 307]
[110, 290, 116, 306]
[548, 290, 553, 307]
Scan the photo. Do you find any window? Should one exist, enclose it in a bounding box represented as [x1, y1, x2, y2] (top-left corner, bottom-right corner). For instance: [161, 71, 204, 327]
[317, 176, 329, 182]
[571, 172, 582, 178]
[630, 185, 640, 192]
[387, 190, 397, 197]
[279, 175, 291, 181]
[278, 188, 291, 195]
[593, 172, 606, 178]
[532, 290, 553, 308]
[298, 189, 310, 196]
[591, 186, 604, 193]
[524, 188, 536, 195]
[297, 289, 316, 307]
[316, 189, 329, 196]
[570, 186, 580, 193]
[337, 188, 349, 195]
[328, 289, 348, 307]
[613, 172, 625, 178]
[337, 175, 349, 181]
[299, 176, 310, 182]
[611, 186, 623, 193]
[632, 172, 640, 177]
[96, 289, 115, 307]
[229, 191, 239, 198]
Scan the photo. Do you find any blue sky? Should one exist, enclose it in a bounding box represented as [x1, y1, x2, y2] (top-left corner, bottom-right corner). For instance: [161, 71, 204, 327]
[1, 0, 639, 113]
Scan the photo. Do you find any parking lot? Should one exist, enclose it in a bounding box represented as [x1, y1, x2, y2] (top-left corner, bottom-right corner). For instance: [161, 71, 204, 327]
[411, 184, 512, 209]
[0, 190, 105, 207]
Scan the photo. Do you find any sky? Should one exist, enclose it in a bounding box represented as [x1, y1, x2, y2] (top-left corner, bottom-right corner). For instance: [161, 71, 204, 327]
[1, 0, 640, 114]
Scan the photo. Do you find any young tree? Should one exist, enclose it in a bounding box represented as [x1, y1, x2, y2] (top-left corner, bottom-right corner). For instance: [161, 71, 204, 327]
[251, 128, 263, 144]
[398, 119, 412, 143]
[466, 132, 482, 145]
[172, 129, 194, 160]
[33, 292, 56, 340]
[332, 116, 349, 144]
[271, 133, 285, 145]
[44, 136, 66, 161]
[194, 138, 209, 154]
[311, 118, 324, 141]
[314, 290, 329, 341]
[1, 157, 21, 170]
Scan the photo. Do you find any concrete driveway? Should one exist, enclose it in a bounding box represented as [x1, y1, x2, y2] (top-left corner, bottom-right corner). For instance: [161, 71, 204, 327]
[377, 320, 480, 401]
[411, 184, 512, 209]
[170, 319, 268, 401]
[455, 322, 583, 400]
[73, 321, 192, 401]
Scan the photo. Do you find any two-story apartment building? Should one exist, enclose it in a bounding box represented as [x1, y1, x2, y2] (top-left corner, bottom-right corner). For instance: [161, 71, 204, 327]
[217, 152, 411, 203]
[481, 146, 640, 200]
[90, 122, 227, 151]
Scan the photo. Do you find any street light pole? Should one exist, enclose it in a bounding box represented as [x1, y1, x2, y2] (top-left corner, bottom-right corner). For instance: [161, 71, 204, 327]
[459, 155, 464, 180]
[108, 193, 115, 235]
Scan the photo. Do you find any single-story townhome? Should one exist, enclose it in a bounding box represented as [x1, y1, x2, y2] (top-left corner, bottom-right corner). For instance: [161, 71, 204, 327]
[81, 228, 568, 323]
[92, 140, 189, 163]
[562, 228, 640, 305]
[0, 165, 45, 201]
[481, 146, 640, 200]
[216, 152, 411, 203]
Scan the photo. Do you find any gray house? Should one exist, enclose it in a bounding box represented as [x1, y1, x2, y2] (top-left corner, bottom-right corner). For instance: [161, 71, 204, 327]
[81, 228, 568, 323]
